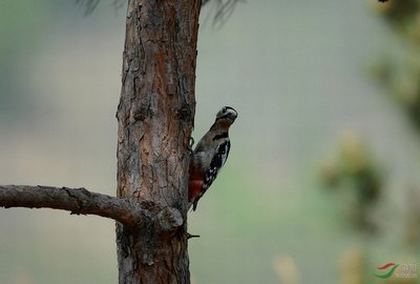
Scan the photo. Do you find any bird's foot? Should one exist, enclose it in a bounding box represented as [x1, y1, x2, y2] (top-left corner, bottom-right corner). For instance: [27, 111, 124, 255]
[188, 137, 195, 153]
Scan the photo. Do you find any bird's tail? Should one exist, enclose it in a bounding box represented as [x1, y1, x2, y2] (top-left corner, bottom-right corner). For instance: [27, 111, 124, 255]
[192, 200, 198, 211]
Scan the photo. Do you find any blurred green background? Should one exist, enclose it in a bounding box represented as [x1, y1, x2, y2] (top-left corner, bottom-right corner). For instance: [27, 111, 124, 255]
[1, 0, 420, 283]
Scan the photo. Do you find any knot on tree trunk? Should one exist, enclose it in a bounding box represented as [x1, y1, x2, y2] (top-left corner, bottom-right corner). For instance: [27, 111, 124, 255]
[157, 207, 184, 232]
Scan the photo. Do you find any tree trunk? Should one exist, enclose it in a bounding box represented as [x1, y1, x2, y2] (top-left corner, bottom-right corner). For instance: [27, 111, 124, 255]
[115, 0, 201, 283]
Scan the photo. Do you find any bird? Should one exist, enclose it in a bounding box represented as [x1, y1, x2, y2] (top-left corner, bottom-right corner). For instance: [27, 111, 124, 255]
[188, 106, 238, 211]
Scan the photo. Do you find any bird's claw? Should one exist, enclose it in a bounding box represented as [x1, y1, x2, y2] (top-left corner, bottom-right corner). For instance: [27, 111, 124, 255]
[188, 137, 195, 153]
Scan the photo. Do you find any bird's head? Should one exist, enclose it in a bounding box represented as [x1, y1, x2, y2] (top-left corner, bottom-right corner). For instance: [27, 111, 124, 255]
[215, 106, 238, 126]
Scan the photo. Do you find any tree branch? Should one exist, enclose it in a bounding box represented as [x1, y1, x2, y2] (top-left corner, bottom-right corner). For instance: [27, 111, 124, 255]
[0, 185, 148, 227]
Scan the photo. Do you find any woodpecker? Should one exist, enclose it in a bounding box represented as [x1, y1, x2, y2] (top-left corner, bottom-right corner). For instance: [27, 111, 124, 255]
[188, 106, 238, 211]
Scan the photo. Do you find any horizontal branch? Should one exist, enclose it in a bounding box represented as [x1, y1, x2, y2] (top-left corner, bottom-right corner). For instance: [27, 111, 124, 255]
[0, 185, 148, 227]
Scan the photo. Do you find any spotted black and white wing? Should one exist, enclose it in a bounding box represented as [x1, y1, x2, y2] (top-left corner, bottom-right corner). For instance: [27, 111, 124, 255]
[203, 140, 231, 191]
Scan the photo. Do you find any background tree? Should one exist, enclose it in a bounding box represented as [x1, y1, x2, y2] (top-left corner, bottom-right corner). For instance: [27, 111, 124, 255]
[372, 0, 420, 247]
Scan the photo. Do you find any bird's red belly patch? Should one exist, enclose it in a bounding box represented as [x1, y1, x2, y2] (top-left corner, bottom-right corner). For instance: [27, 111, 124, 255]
[188, 180, 203, 201]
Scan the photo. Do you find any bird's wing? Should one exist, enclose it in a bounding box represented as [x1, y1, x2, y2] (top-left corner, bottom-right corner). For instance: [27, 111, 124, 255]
[203, 140, 231, 191]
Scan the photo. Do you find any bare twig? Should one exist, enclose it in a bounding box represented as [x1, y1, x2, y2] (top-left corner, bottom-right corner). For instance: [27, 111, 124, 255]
[76, 0, 242, 22]
[186, 233, 201, 239]
[202, 0, 242, 26]
[76, 0, 101, 15]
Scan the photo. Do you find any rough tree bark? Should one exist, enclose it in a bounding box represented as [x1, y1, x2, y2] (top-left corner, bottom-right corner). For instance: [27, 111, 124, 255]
[0, 0, 201, 283]
[115, 0, 200, 283]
